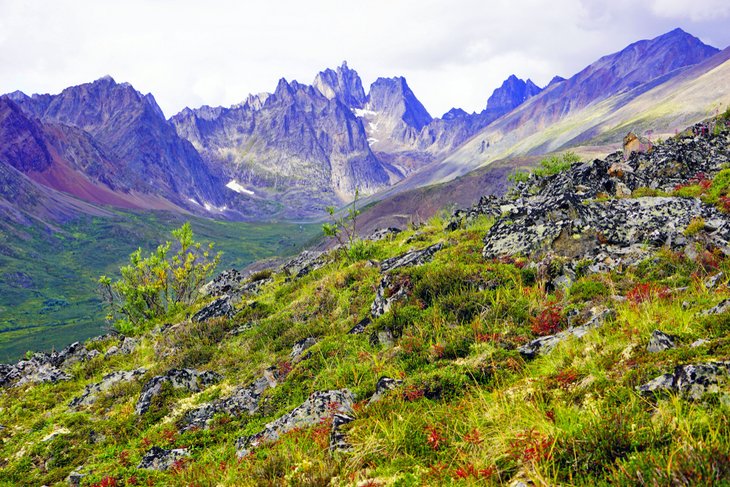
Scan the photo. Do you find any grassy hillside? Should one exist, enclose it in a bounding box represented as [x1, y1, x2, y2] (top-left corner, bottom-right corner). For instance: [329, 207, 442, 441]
[0, 211, 321, 362]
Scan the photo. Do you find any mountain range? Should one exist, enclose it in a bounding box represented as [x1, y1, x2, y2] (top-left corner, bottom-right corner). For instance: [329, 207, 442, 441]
[0, 28, 728, 225]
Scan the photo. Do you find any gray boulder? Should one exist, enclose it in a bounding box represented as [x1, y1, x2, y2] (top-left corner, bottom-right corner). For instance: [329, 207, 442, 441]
[69, 368, 147, 408]
[371, 274, 411, 318]
[368, 376, 403, 404]
[637, 362, 730, 399]
[647, 330, 677, 353]
[329, 413, 355, 452]
[104, 336, 138, 358]
[290, 337, 317, 362]
[237, 389, 354, 457]
[137, 446, 190, 471]
[282, 250, 329, 278]
[179, 368, 278, 431]
[519, 307, 613, 359]
[192, 295, 235, 322]
[702, 299, 730, 316]
[1, 341, 100, 388]
[366, 227, 401, 242]
[379, 242, 443, 272]
[136, 369, 221, 415]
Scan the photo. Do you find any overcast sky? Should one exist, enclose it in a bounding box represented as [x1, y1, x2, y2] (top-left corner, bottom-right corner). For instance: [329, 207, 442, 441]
[1, 0, 729, 118]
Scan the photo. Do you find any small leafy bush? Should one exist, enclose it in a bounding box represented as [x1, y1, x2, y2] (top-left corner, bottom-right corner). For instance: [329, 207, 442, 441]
[533, 152, 581, 178]
[98, 223, 220, 333]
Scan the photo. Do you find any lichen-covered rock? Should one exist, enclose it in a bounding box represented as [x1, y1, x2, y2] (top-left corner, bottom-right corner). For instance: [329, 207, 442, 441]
[192, 296, 235, 322]
[137, 446, 190, 471]
[200, 269, 246, 297]
[637, 362, 730, 399]
[104, 336, 138, 358]
[702, 299, 730, 316]
[379, 242, 443, 272]
[329, 413, 355, 451]
[371, 274, 411, 318]
[282, 250, 329, 278]
[1, 341, 100, 388]
[290, 337, 317, 362]
[368, 376, 403, 404]
[136, 369, 221, 415]
[647, 330, 677, 353]
[519, 307, 613, 359]
[367, 227, 401, 242]
[69, 368, 147, 408]
[348, 317, 371, 335]
[180, 369, 278, 431]
[237, 389, 354, 457]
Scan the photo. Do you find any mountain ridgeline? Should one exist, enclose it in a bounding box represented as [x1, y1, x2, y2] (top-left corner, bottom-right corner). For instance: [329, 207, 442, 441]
[1, 28, 726, 224]
[0, 29, 730, 227]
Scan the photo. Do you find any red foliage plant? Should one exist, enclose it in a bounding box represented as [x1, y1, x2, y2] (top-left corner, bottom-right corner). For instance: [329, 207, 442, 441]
[508, 429, 554, 463]
[91, 477, 118, 487]
[626, 282, 670, 304]
[425, 425, 446, 450]
[530, 302, 563, 336]
[402, 384, 425, 401]
[453, 463, 496, 480]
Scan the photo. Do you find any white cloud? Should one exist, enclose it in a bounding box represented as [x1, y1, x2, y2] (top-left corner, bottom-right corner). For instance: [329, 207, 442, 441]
[0, 0, 727, 118]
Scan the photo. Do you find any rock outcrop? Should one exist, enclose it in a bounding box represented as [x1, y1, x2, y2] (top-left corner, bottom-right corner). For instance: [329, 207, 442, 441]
[237, 389, 354, 457]
[637, 362, 730, 399]
[138, 446, 190, 471]
[70, 368, 147, 408]
[0, 341, 99, 388]
[135, 369, 221, 415]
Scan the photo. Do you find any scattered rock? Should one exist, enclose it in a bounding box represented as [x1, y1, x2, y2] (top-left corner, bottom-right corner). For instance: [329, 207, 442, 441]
[237, 389, 354, 457]
[104, 336, 138, 358]
[622, 132, 653, 160]
[348, 317, 371, 335]
[369, 329, 395, 348]
[379, 242, 443, 272]
[0, 341, 101, 388]
[290, 337, 317, 362]
[282, 250, 329, 278]
[519, 307, 613, 359]
[705, 272, 725, 289]
[637, 362, 730, 399]
[691, 339, 710, 348]
[702, 299, 730, 316]
[137, 446, 190, 471]
[329, 413, 355, 452]
[367, 227, 401, 241]
[200, 269, 246, 297]
[371, 274, 411, 318]
[192, 296, 235, 322]
[69, 368, 147, 408]
[368, 376, 403, 404]
[227, 322, 255, 336]
[180, 368, 278, 431]
[647, 330, 677, 353]
[136, 369, 221, 415]
[67, 471, 85, 487]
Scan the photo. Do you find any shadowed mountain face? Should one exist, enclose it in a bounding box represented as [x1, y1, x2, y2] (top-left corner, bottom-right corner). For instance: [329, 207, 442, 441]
[9, 77, 226, 211]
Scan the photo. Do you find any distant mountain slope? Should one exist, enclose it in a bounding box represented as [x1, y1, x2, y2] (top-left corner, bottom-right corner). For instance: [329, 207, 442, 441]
[393, 28, 721, 192]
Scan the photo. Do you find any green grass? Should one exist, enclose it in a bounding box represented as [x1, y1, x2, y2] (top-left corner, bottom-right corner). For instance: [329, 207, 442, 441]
[1, 208, 730, 485]
[0, 210, 321, 362]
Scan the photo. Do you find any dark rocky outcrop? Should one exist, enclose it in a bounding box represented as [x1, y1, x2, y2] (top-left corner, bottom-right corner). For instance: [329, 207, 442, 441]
[135, 369, 221, 415]
[290, 337, 318, 362]
[647, 330, 677, 353]
[137, 446, 190, 471]
[70, 368, 147, 408]
[0, 341, 99, 388]
[282, 250, 330, 278]
[637, 362, 730, 399]
[236, 389, 354, 457]
[368, 376, 404, 404]
[519, 307, 614, 359]
[329, 413, 355, 452]
[192, 296, 235, 323]
[371, 274, 412, 318]
[179, 368, 278, 432]
[380, 242, 443, 272]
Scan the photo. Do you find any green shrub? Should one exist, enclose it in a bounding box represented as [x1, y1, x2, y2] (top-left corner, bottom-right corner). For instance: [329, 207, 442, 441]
[533, 152, 581, 178]
[98, 222, 221, 333]
[569, 279, 610, 302]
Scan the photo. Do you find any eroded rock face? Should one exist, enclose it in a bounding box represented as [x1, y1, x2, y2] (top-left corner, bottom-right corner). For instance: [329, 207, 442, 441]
[69, 368, 147, 408]
[104, 336, 138, 358]
[637, 362, 730, 399]
[135, 369, 221, 415]
[371, 274, 411, 318]
[137, 446, 190, 471]
[519, 307, 614, 359]
[236, 389, 354, 457]
[0, 341, 100, 388]
[192, 296, 235, 323]
[179, 368, 278, 432]
[329, 413, 355, 452]
[367, 227, 402, 242]
[200, 269, 246, 297]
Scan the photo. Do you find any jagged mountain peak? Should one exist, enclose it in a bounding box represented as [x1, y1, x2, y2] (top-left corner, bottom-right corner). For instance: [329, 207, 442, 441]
[312, 61, 367, 108]
[367, 76, 432, 131]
